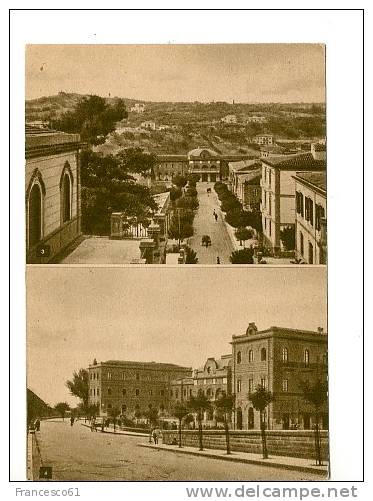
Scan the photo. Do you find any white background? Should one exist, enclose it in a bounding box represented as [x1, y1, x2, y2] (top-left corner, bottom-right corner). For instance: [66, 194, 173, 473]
[5, 4, 369, 500]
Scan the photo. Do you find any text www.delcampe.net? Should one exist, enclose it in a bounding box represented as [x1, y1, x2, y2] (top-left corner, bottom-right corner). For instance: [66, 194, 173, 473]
[185, 485, 358, 500]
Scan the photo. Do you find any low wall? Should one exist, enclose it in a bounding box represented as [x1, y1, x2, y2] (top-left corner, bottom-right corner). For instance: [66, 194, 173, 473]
[162, 429, 329, 460]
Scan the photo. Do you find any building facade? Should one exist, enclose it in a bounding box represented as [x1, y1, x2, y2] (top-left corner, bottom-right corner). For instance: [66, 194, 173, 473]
[231, 323, 328, 431]
[25, 125, 82, 264]
[252, 134, 274, 146]
[188, 148, 221, 182]
[228, 160, 261, 210]
[293, 172, 327, 264]
[170, 355, 232, 425]
[130, 103, 145, 113]
[261, 150, 326, 253]
[88, 360, 192, 417]
[221, 114, 237, 124]
[153, 155, 189, 181]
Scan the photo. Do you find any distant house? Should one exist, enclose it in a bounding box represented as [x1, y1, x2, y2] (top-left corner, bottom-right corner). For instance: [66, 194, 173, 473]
[293, 171, 327, 264]
[221, 114, 237, 124]
[141, 121, 156, 131]
[25, 125, 83, 263]
[252, 134, 274, 146]
[246, 116, 267, 124]
[130, 103, 145, 113]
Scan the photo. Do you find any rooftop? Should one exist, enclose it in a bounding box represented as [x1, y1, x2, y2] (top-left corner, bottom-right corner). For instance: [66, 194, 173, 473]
[92, 360, 191, 371]
[61, 237, 141, 265]
[294, 171, 327, 193]
[262, 152, 326, 171]
[188, 147, 218, 158]
[26, 124, 80, 149]
[232, 325, 327, 342]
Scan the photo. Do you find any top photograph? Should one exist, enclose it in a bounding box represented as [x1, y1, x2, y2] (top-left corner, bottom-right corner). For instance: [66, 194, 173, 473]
[25, 44, 326, 266]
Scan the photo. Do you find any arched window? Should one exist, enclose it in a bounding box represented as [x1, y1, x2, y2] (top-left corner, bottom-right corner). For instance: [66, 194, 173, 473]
[282, 347, 289, 363]
[248, 349, 254, 363]
[237, 351, 242, 364]
[261, 348, 267, 361]
[304, 349, 310, 365]
[237, 379, 242, 393]
[60, 163, 74, 224]
[28, 183, 42, 247]
[62, 173, 71, 222]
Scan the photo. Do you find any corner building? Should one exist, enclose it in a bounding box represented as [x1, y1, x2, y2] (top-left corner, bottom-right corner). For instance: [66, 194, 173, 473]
[88, 360, 191, 416]
[231, 323, 328, 431]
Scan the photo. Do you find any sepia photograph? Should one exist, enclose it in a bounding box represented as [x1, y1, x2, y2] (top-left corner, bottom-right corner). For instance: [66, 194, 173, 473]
[27, 266, 328, 481]
[25, 44, 326, 266]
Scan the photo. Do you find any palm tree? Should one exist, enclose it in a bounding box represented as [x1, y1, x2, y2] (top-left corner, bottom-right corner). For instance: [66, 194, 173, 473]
[300, 379, 328, 465]
[214, 393, 235, 454]
[249, 385, 274, 459]
[187, 391, 212, 451]
[172, 403, 191, 448]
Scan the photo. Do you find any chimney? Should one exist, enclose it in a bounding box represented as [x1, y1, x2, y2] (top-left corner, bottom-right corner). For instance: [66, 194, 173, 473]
[311, 143, 326, 161]
[317, 327, 324, 334]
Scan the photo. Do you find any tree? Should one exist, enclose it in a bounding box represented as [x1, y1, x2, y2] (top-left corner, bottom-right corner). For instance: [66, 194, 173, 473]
[184, 245, 198, 264]
[176, 196, 199, 211]
[280, 225, 295, 251]
[249, 385, 274, 459]
[230, 247, 254, 264]
[116, 148, 157, 176]
[65, 369, 89, 408]
[168, 211, 194, 243]
[187, 391, 212, 451]
[51, 95, 128, 145]
[108, 406, 121, 432]
[172, 175, 188, 189]
[172, 403, 190, 448]
[143, 406, 159, 443]
[234, 227, 253, 247]
[54, 402, 70, 421]
[214, 393, 235, 454]
[300, 379, 328, 465]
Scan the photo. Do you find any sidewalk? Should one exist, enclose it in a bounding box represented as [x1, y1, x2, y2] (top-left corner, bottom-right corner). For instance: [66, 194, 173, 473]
[81, 423, 148, 437]
[138, 442, 329, 476]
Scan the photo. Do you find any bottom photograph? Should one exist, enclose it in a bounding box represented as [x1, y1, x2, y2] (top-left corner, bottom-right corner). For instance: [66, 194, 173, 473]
[27, 266, 328, 481]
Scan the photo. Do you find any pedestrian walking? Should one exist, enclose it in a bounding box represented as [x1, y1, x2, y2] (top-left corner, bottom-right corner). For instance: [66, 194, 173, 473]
[214, 211, 218, 222]
[216, 256, 220, 264]
[70, 416, 75, 427]
[152, 429, 158, 444]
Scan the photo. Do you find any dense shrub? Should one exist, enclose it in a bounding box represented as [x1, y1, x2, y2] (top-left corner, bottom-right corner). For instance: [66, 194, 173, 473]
[230, 247, 255, 264]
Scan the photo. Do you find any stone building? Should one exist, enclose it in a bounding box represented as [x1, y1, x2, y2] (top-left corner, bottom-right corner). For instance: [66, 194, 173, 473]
[170, 355, 232, 425]
[231, 323, 328, 431]
[187, 148, 221, 182]
[252, 134, 274, 146]
[88, 360, 192, 417]
[260, 149, 326, 254]
[153, 155, 189, 181]
[228, 159, 262, 210]
[293, 171, 327, 264]
[25, 125, 83, 263]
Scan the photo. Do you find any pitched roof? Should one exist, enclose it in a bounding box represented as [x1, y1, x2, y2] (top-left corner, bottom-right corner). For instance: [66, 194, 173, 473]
[294, 171, 327, 193]
[262, 152, 326, 171]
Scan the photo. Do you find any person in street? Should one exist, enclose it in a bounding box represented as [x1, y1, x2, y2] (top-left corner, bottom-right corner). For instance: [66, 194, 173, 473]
[214, 211, 218, 222]
[216, 256, 220, 264]
[70, 416, 75, 427]
[152, 429, 158, 444]
[90, 417, 96, 432]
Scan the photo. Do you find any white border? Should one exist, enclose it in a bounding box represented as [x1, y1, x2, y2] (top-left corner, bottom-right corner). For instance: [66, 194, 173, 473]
[7, 5, 366, 496]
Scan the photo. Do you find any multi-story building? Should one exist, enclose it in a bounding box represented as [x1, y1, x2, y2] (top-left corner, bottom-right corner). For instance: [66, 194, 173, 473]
[228, 160, 261, 211]
[231, 323, 328, 431]
[252, 134, 274, 146]
[188, 147, 221, 182]
[88, 360, 192, 417]
[153, 155, 189, 181]
[171, 355, 232, 424]
[293, 171, 327, 264]
[25, 125, 83, 263]
[260, 149, 326, 253]
[246, 116, 267, 124]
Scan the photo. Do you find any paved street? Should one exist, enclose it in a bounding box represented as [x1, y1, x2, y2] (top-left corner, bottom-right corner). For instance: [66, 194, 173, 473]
[188, 183, 234, 264]
[35, 419, 322, 481]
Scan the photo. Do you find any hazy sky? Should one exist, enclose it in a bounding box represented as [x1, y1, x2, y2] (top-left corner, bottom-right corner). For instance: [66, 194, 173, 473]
[25, 44, 325, 102]
[27, 267, 326, 406]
